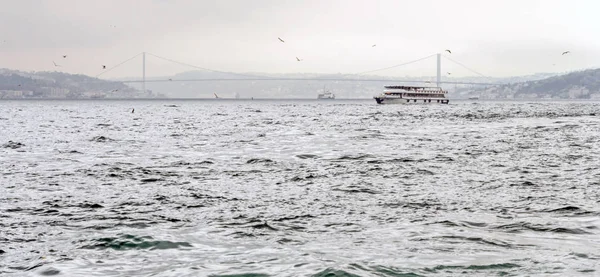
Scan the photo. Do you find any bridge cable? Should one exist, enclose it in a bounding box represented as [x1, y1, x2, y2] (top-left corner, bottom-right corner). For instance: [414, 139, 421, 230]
[354, 54, 437, 75]
[145, 52, 277, 80]
[96, 52, 143, 78]
[442, 55, 488, 78]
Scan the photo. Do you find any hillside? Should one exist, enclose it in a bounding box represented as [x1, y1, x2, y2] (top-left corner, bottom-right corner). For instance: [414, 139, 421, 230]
[0, 69, 141, 99]
[464, 68, 600, 99]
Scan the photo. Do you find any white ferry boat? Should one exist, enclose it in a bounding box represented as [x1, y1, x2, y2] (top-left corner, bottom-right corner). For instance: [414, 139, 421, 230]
[317, 92, 335, 99]
[374, 85, 449, 104]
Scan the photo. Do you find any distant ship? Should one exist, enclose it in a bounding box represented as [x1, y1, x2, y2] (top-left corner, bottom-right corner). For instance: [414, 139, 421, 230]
[373, 85, 449, 104]
[317, 87, 335, 99]
[468, 96, 479, 100]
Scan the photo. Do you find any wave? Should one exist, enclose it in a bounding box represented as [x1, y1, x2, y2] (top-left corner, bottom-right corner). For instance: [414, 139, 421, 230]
[334, 154, 375, 161]
[296, 154, 320, 159]
[312, 268, 362, 277]
[79, 234, 192, 251]
[208, 273, 269, 277]
[246, 158, 275, 164]
[272, 214, 316, 222]
[333, 187, 380, 194]
[2, 140, 24, 149]
[90, 136, 114, 142]
[542, 205, 593, 215]
[434, 235, 514, 248]
[492, 222, 592, 234]
[424, 263, 520, 273]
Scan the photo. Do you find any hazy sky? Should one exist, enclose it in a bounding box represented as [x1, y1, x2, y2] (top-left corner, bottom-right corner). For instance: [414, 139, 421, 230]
[1, 0, 599, 78]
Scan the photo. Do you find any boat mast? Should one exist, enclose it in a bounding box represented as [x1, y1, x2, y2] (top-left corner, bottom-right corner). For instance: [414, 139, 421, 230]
[436, 53, 441, 88]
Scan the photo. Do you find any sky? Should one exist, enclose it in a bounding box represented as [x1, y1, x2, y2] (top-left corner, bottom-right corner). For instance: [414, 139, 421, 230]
[0, 0, 599, 79]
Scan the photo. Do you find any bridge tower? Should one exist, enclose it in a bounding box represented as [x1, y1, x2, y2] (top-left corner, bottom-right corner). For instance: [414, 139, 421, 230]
[436, 53, 441, 87]
[142, 52, 146, 93]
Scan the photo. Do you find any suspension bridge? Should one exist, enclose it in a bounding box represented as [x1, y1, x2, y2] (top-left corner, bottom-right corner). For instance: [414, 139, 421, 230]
[97, 52, 502, 95]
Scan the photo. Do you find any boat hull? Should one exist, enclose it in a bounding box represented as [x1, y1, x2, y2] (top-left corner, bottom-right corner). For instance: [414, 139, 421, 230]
[317, 92, 335, 99]
[374, 97, 449, 104]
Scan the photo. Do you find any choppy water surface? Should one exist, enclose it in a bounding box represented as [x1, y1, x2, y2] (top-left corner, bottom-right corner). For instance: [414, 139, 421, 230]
[1, 99, 600, 276]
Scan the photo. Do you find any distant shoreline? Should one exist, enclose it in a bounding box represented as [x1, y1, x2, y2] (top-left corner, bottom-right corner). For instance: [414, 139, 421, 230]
[0, 97, 372, 101]
[2, 98, 600, 102]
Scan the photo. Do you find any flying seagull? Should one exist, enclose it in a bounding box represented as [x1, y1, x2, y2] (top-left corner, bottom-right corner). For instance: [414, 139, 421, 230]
[445, 49, 452, 54]
[62, 55, 67, 58]
[102, 65, 106, 69]
[53, 61, 61, 67]
[296, 57, 303, 61]
[447, 72, 452, 75]
[278, 37, 285, 43]
[562, 51, 570, 55]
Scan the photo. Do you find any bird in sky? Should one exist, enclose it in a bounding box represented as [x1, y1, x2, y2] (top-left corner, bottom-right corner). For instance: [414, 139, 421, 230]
[372, 44, 376, 47]
[562, 51, 570, 55]
[102, 65, 106, 69]
[53, 61, 61, 67]
[278, 37, 285, 43]
[447, 72, 452, 75]
[296, 57, 303, 61]
[445, 49, 452, 54]
[62, 55, 67, 58]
